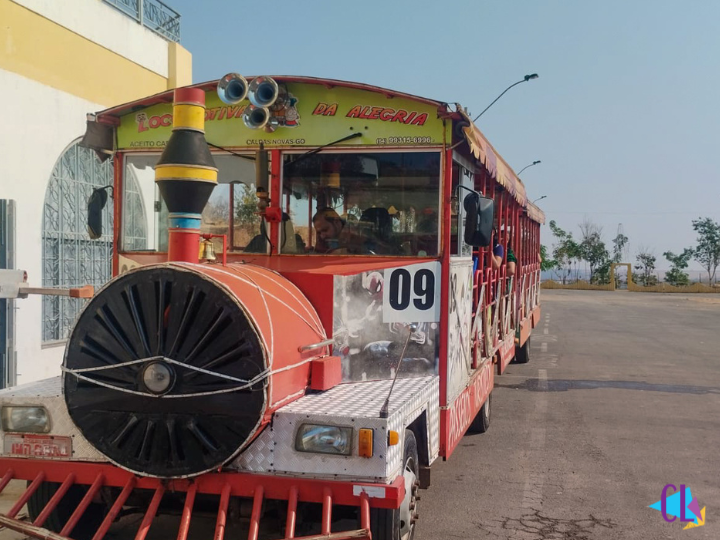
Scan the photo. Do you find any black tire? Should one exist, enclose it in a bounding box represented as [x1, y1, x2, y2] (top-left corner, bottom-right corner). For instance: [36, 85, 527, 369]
[370, 430, 419, 540]
[468, 392, 491, 433]
[515, 336, 531, 364]
[27, 481, 107, 540]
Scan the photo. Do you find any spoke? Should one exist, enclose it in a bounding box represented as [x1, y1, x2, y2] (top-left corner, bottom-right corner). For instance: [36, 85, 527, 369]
[182, 308, 229, 363]
[109, 414, 140, 448]
[124, 284, 152, 357]
[96, 305, 140, 359]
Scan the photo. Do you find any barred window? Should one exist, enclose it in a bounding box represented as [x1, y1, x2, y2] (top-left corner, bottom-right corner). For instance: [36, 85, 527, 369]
[41, 142, 146, 342]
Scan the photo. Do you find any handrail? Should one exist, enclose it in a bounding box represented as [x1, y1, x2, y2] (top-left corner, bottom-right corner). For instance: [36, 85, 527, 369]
[102, 0, 181, 42]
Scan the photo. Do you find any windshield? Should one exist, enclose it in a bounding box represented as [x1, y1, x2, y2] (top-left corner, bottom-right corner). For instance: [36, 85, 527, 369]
[282, 151, 441, 256]
[121, 153, 263, 253]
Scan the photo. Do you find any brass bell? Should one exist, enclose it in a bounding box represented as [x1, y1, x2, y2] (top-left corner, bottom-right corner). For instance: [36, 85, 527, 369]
[199, 238, 217, 261]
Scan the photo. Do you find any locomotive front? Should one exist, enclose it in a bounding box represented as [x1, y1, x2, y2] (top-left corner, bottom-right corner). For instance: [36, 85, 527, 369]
[62, 87, 325, 479]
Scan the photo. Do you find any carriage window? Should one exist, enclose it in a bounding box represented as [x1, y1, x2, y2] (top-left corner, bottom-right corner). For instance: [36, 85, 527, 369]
[282, 152, 441, 256]
[121, 154, 264, 253]
[450, 162, 474, 257]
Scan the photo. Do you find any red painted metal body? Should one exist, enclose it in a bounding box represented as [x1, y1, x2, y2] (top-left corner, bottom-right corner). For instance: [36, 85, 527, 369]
[181, 261, 328, 414]
[0, 459, 392, 540]
[440, 358, 494, 457]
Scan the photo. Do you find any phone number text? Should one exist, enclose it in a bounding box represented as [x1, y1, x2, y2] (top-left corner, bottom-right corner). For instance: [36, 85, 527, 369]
[376, 136, 434, 145]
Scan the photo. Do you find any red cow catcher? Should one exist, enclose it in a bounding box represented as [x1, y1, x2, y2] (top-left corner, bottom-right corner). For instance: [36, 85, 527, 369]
[0, 73, 544, 540]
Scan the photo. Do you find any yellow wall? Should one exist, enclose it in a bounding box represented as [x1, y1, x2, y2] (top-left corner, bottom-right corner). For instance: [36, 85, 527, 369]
[0, 0, 191, 106]
[168, 41, 192, 89]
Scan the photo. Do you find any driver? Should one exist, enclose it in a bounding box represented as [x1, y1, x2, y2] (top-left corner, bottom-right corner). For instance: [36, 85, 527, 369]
[312, 208, 348, 253]
[312, 208, 366, 254]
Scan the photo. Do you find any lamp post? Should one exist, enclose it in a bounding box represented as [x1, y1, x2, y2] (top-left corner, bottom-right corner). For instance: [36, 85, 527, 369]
[517, 160, 541, 176]
[532, 195, 547, 204]
[472, 73, 539, 122]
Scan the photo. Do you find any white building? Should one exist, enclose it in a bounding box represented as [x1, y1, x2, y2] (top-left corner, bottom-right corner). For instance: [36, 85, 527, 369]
[0, 0, 192, 386]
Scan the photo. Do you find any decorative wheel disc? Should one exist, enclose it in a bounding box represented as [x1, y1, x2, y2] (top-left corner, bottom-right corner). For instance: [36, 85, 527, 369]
[64, 266, 266, 478]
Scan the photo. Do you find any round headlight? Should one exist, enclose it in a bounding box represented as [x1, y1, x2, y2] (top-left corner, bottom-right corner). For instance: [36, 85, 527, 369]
[142, 362, 174, 395]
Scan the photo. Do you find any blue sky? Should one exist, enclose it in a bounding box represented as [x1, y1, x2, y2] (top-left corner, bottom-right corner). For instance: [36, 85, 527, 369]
[171, 0, 720, 273]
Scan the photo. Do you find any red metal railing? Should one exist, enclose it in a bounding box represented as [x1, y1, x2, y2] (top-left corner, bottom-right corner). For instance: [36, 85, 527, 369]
[0, 459, 395, 540]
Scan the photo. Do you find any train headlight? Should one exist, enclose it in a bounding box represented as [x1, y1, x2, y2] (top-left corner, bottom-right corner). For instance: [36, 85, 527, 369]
[1, 406, 51, 433]
[295, 424, 352, 456]
[142, 362, 174, 395]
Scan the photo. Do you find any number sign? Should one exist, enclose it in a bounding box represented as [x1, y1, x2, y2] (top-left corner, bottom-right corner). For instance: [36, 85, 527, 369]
[382, 262, 441, 323]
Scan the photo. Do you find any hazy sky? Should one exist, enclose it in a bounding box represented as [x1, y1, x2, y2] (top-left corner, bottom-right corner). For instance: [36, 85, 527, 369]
[171, 0, 720, 272]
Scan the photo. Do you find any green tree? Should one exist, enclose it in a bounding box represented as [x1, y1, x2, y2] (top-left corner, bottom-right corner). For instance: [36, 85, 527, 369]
[612, 231, 629, 263]
[634, 248, 657, 287]
[540, 244, 556, 272]
[235, 183, 260, 227]
[549, 221, 580, 284]
[691, 217, 720, 285]
[578, 219, 610, 284]
[662, 249, 693, 286]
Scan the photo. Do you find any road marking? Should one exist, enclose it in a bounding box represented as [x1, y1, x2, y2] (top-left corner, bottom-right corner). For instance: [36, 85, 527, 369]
[543, 328, 549, 335]
[520, 368, 549, 511]
[541, 342, 548, 353]
[538, 369, 548, 391]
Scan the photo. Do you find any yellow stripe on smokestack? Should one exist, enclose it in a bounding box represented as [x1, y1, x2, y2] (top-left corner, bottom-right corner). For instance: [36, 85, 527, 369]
[172, 102, 206, 132]
[155, 164, 218, 183]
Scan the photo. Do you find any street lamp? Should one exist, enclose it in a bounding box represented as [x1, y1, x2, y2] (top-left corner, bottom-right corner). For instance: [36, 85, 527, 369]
[532, 195, 547, 204]
[472, 73, 539, 122]
[517, 160, 541, 176]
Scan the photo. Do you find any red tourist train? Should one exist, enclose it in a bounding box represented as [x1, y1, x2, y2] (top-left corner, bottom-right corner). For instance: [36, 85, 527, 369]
[0, 73, 543, 540]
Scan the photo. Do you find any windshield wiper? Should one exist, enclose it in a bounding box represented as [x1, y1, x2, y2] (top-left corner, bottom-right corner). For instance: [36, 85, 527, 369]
[206, 141, 256, 161]
[285, 132, 363, 169]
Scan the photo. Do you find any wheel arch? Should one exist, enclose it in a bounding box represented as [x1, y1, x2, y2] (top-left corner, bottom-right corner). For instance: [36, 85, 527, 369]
[406, 410, 429, 467]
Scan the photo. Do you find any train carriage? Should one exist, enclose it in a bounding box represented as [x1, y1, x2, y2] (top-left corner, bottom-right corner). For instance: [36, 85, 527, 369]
[0, 73, 544, 540]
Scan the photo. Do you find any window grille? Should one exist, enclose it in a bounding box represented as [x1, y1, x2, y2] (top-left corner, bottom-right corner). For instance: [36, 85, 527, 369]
[41, 144, 147, 342]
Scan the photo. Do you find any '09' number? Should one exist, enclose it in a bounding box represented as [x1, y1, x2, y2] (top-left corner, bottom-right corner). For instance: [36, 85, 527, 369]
[388, 269, 435, 311]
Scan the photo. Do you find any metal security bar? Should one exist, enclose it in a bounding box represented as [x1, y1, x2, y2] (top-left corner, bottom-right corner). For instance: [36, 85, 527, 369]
[0, 459, 383, 540]
[103, 0, 181, 42]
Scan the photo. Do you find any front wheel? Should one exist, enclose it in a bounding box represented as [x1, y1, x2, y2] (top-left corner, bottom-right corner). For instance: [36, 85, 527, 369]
[370, 429, 419, 540]
[27, 482, 107, 540]
[514, 336, 531, 364]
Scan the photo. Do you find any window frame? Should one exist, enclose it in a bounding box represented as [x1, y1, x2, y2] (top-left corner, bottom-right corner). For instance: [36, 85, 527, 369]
[119, 151, 264, 255]
[278, 147, 444, 257]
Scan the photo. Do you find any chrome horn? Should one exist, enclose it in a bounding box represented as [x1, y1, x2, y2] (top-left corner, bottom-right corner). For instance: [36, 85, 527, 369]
[248, 76, 283, 108]
[217, 73, 248, 105]
[243, 105, 273, 131]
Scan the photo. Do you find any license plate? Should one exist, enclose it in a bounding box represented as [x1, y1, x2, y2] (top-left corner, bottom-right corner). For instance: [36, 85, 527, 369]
[3, 434, 72, 458]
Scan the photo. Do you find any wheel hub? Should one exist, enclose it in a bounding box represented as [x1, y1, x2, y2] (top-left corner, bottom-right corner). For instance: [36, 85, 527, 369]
[399, 459, 418, 539]
[142, 361, 174, 395]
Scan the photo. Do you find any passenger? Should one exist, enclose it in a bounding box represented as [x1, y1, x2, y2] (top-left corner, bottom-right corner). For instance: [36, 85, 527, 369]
[245, 187, 302, 253]
[358, 207, 397, 255]
[415, 208, 438, 256]
[491, 231, 504, 270]
[507, 244, 517, 277]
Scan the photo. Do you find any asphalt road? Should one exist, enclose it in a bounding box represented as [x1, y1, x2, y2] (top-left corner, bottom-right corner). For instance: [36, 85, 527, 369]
[415, 289, 720, 540]
[1, 290, 718, 539]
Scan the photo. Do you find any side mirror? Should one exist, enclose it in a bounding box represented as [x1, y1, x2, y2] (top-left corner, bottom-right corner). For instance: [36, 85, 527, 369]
[463, 192, 494, 247]
[87, 188, 109, 239]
